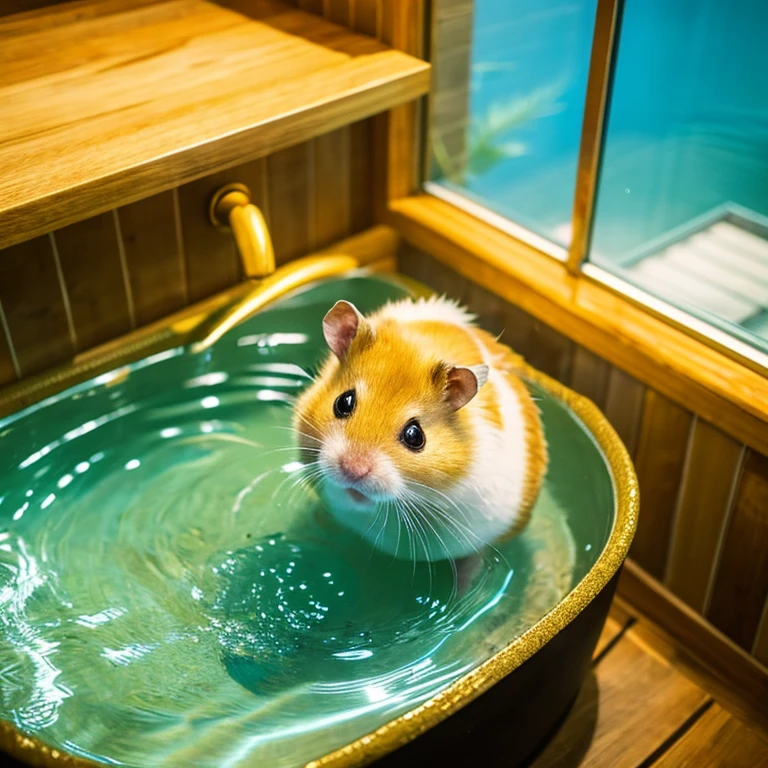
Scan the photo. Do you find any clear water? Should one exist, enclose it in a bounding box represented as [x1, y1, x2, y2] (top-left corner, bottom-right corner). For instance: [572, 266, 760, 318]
[0, 275, 614, 767]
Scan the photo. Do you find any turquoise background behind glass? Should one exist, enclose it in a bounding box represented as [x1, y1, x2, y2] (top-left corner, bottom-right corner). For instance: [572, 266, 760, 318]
[435, 0, 768, 257]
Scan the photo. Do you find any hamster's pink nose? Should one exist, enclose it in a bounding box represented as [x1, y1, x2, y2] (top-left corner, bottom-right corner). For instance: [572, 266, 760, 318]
[339, 455, 372, 482]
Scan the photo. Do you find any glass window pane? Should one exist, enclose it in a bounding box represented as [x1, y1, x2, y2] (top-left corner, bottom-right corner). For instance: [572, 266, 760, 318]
[429, 0, 598, 250]
[591, 0, 768, 354]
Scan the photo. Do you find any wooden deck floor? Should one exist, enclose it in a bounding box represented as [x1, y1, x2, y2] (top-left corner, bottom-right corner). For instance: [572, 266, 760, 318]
[528, 601, 768, 768]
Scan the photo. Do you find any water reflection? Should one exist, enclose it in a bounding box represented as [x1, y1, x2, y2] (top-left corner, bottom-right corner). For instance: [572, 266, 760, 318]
[0, 280, 604, 767]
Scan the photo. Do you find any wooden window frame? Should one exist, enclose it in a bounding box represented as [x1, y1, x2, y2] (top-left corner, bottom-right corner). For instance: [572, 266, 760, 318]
[380, 0, 768, 456]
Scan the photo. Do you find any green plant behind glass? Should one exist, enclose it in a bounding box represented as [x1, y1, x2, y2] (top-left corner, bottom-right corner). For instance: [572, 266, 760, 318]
[432, 77, 564, 185]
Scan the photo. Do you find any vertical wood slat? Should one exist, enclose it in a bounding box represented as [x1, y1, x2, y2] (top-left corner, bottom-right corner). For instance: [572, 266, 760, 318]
[53, 211, 132, 351]
[373, 0, 426, 216]
[569, 345, 611, 410]
[707, 450, 768, 652]
[0, 236, 74, 376]
[349, 119, 374, 233]
[754, 603, 768, 666]
[268, 142, 312, 265]
[498, 295, 537, 360]
[325, 0, 351, 26]
[177, 170, 240, 303]
[630, 390, 694, 579]
[352, 0, 379, 36]
[117, 190, 186, 327]
[602, 367, 645, 458]
[430, 0, 474, 180]
[0, 297, 19, 385]
[297, 0, 324, 13]
[525, 321, 574, 384]
[664, 419, 744, 613]
[313, 127, 352, 250]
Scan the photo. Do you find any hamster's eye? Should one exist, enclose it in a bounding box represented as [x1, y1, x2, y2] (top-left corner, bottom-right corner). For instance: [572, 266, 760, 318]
[400, 420, 426, 451]
[333, 389, 356, 418]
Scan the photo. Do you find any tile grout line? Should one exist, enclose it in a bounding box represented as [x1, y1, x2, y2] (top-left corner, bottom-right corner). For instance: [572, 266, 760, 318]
[0, 298, 21, 380]
[49, 232, 78, 353]
[112, 209, 136, 329]
[172, 187, 189, 305]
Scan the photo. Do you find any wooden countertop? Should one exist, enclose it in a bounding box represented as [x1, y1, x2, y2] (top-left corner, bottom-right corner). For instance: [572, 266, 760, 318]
[0, 0, 430, 250]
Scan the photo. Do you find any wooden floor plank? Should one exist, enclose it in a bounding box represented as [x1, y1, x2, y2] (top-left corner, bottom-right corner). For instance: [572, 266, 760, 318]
[529, 630, 709, 768]
[653, 704, 768, 767]
[592, 614, 629, 660]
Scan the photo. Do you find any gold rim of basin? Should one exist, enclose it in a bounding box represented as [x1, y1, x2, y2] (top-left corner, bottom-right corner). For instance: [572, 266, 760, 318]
[0, 262, 639, 768]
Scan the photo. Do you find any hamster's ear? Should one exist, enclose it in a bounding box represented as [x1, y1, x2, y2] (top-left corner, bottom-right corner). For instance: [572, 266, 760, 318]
[323, 301, 369, 359]
[444, 364, 489, 411]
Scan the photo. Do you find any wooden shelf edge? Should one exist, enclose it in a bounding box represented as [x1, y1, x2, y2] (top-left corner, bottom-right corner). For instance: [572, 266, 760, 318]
[388, 193, 768, 457]
[0, 0, 430, 250]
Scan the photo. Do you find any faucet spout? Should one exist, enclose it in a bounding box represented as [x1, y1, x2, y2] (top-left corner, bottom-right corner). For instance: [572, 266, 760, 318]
[209, 183, 275, 278]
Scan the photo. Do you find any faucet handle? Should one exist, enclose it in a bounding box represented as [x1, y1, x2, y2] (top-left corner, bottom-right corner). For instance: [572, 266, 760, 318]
[209, 183, 275, 279]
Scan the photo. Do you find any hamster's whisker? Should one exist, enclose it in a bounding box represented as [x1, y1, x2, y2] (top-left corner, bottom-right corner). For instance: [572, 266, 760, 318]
[270, 460, 322, 500]
[292, 413, 327, 438]
[402, 487, 485, 561]
[361, 504, 385, 546]
[396, 501, 418, 582]
[259, 446, 320, 459]
[407, 480, 476, 529]
[371, 503, 390, 560]
[400, 496, 434, 598]
[393, 499, 403, 563]
[406, 501, 459, 604]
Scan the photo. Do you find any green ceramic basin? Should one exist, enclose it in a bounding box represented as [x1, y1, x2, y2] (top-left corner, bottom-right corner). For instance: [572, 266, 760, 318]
[0, 272, 637, 767]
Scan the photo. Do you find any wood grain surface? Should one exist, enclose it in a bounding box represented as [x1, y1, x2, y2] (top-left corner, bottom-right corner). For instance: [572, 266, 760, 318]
[707, 450, 768, 651]
[0, 0, 429, 249]
[665, 419, 743, 613]
[654, 704, 768, 767]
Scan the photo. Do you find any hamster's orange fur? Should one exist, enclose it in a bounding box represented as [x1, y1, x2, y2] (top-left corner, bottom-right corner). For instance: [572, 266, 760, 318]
[293, 297, 548, 560]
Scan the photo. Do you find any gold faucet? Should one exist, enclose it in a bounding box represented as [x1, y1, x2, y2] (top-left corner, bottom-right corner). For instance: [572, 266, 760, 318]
[209, 183, 276, 278]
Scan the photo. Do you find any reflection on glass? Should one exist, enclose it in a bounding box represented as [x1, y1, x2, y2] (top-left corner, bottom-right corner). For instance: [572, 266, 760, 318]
[430, 0, 598, 247]
[591, 0, 768, 352]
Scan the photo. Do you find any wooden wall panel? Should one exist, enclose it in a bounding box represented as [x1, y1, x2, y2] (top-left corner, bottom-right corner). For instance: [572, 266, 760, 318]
[116, 190, 186, 327]
[326, 0, 351, 26]
[602, 368, 645, 458]
[430, 0, 474, 180]
[0, 126, 375, 380]
[268, 143, 312, 265]
[525, 321, 574, 384]
[630, 390, 693, 580]
[0, 236, 74, 376]
[754, 609, 768, 667]
[53, 212, 133, 351]
[569, 345, 611, 411]
[0, 305, 18, 386]
[707, 450, 768, 651]
[665, 420, 743, 613]
[352, 0, 379, 36]
[313, 128, 352, 250]
[349, 119, 374, 232]
[177, 170, 240, 303]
